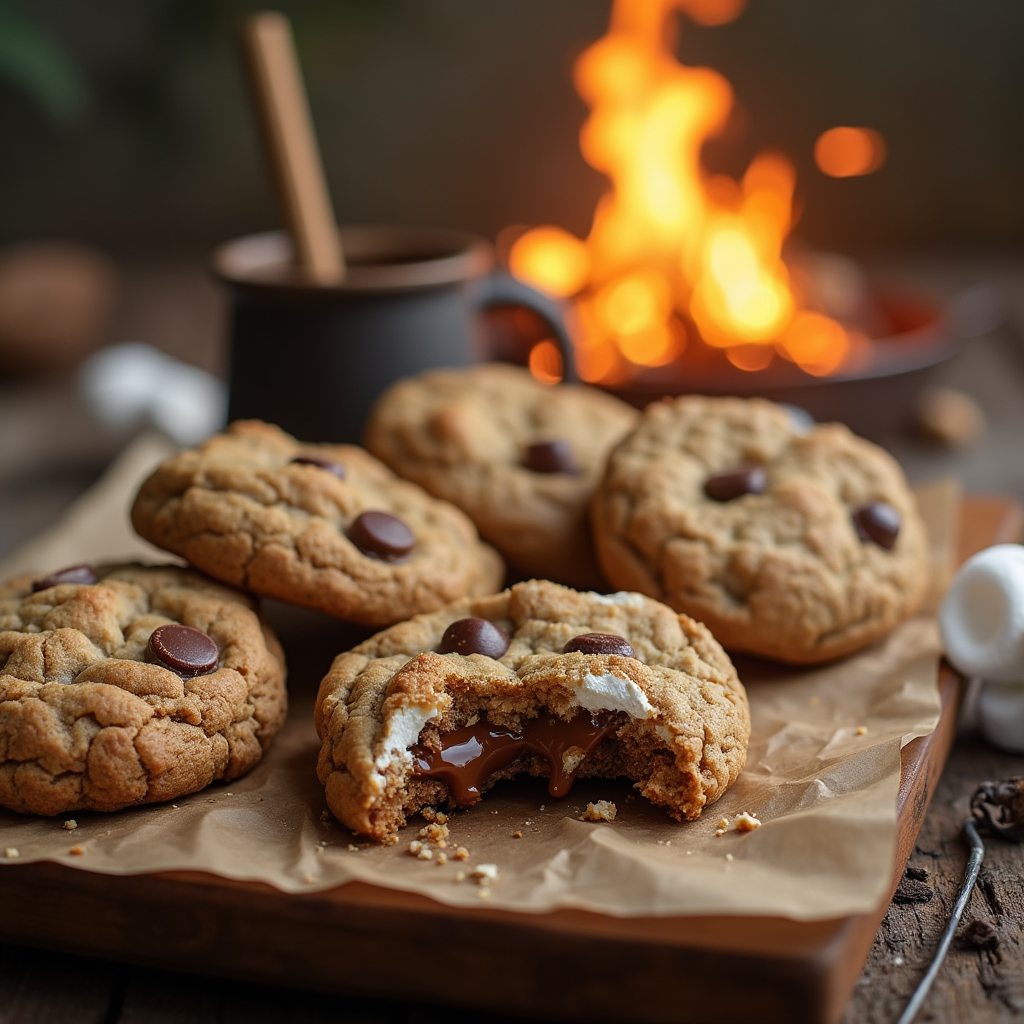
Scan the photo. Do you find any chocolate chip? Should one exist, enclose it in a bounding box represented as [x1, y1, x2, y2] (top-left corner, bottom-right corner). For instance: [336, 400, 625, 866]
[852, 501, 900, 550]
[524, 440, 579, 475]
[562, 633, 636, 658]
[348, 511, 414, 562]
[704, 465, 767, 502]
[147, 624, 219, 677]
[31, 565, 98, 592]
[291, 454, 346, 479]
[438, 617, 511, 659]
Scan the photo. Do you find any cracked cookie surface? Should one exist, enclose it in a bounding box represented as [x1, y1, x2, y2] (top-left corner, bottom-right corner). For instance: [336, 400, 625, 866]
[591, 396, 930, 664]
[131, 420, 504, 626]
[315, 579, 749, 841]
[0, 563, 286, 815]
[364, 363, 638, 589]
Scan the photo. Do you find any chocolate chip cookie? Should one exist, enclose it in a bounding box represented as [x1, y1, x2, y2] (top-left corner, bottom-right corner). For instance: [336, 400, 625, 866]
[131, 421, 504, 627]
[591, 396, 930, 664]
[315, 579, 749, 841]
[0, 563, 286, 815]
[363, 363, 639, 589]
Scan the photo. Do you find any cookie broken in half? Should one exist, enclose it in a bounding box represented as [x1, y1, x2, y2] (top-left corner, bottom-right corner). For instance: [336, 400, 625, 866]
[315, 580, 749, 842]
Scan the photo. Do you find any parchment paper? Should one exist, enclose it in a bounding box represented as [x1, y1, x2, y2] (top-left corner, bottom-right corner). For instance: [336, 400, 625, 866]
[0, 434, 954, 920]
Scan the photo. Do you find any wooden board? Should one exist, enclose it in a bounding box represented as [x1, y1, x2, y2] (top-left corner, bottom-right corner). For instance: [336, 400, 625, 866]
[0, 496, 1020, 1024]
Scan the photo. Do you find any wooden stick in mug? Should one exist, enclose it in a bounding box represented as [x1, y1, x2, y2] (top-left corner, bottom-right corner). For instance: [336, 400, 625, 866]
[242, 11, 346, 283]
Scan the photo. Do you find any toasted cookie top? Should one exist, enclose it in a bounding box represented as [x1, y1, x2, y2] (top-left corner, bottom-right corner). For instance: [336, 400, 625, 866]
[316, 580, 749, 840]
[364, 363, 638, 588]
[130, 420, 504, 627]
[0, 563, 286, 815]
[591, 396, 930, 664]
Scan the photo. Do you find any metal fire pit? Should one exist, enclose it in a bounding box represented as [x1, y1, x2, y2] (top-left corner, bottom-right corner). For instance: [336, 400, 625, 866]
[603, 287, 962, 442]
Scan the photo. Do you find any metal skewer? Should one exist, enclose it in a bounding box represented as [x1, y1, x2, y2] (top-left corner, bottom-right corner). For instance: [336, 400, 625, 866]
[895, 819, 985, 1024]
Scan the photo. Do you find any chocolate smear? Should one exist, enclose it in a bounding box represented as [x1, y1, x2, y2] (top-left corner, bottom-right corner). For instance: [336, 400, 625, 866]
[348, 511, 414, 562]
[524, 440, 579, 475]
[412, 710, 620, 805]
[291, 454, 346, 479]
[704, 465, 767, 502]
[438, 618, 510, 659]
[147, 624, 219, 677]
[852, 501, 901, 550]
[31, 565, 98, 592]
[562, 632, 636, 658]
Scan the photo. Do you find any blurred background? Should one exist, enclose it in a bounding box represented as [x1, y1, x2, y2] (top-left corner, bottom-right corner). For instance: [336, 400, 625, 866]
[1, 0, 1023, 556]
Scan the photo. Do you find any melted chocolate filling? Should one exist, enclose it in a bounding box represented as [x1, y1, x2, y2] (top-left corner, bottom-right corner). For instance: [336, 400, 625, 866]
[410, 710, 621, 806]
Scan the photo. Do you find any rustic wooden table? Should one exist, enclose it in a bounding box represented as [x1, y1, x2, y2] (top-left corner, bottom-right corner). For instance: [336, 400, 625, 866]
[1, 253, 1023, 1023]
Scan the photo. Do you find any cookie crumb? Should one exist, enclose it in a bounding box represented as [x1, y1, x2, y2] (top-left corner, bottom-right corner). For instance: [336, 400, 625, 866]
[347, 843, 359, 852]
[4, 848, 19, 859]
[436, 852, 448, 866]
[454, 870, 466, 883]
[454, 846, 470, 861]
[418, 822, 450, 845]
[855, 726, 868, 736]
[62, 819, 78, 831]
[512, 831, 523, 839]
[471, 864, 499, 885]
[725, 853, 734, 862]
[539, 804, 546, 811]
[735, 812, 762, 832]
[320, 810, 331, 822]
[686, 850, 693, 856]
[69, 845, 85, 856]
[171, 804, 179, 809]
[478, 888, 491, 900]
[409, 839, 433, 861]
[302, 872, 315, 884]
[408, 840, 423, 855]
[580, 800, 617, 822]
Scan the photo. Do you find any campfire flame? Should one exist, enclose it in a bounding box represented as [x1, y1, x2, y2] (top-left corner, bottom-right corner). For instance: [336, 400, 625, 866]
[509, 0, 851, 383]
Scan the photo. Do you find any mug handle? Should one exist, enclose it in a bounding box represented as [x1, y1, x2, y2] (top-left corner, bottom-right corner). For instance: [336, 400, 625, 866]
[472, 270, 579, 383]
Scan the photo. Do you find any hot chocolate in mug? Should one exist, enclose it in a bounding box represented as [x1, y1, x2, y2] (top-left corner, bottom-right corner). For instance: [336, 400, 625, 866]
[213, 225, 576, 444]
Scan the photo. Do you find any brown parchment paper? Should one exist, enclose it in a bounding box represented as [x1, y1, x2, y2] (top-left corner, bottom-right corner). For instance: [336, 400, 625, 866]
[0, 435, 955, 920]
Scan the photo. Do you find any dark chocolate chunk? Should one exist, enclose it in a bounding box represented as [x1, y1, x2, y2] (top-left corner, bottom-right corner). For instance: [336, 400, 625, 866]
[31, 565, 98, 592]
[562, 632, 636, 658]
[524, 440, 579, 475]
[348, 511, 414, 562]
[438, 617, 511, 659]
[704, 465, 767, 502]
[852, 501, 900, 550]
[147, 624, 219, 677]
[291, 454, 346, 479]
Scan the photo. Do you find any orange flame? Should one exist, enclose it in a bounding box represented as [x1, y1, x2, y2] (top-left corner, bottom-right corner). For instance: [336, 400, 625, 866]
[511, 0, 851, 382]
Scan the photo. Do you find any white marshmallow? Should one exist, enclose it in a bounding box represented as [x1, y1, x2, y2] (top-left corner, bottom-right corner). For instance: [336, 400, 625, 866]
[939, 544, 1024, 682]
[977, 680, 1024, 754]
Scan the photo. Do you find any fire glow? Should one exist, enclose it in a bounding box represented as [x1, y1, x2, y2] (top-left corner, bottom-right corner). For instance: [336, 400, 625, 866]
[510, 0, 855, 383]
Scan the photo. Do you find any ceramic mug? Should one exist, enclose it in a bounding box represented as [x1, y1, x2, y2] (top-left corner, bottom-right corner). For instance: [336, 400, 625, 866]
[212, 226, 576, 444]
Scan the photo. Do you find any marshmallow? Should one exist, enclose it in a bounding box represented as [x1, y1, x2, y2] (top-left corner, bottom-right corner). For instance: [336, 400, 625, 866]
[939, 544, 1024, 682]
[977, 680, 1024, 754]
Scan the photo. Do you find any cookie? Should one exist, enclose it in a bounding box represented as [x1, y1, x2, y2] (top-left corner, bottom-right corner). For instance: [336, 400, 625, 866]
[131, 420, 504, 627]
[363, 363, 639, 589]
[315, 579, 749, 842]
[591, 396, 930, 664]
[0, 563, 286, 815]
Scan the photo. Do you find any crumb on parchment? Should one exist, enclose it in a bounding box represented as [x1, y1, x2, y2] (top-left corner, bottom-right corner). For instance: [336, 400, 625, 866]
[62, 819, 78, 831]
[69, 845, 85, 856]
[735, 812, 762, 832]
[454, 846, 469, 861]
[856, 726, 868, 736]
[580, 800, 617, 822]
[4, 848, 19, 859]
[471, 864, 499, 885]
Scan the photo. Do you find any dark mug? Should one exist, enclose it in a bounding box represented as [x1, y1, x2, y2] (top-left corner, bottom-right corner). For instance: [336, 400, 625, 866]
[212, 226, 576, 444]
